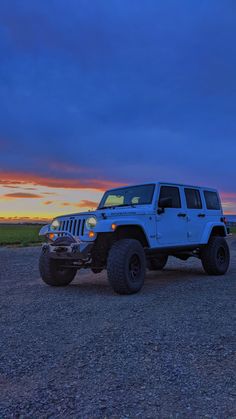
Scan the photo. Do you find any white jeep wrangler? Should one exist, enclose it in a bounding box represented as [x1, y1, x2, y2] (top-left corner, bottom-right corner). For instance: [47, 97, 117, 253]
[39, 182, 230, 294]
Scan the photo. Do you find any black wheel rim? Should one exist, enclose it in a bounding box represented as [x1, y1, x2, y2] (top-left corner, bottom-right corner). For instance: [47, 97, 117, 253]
[129, 254, 141, 281]
[217, 246, 226, 265]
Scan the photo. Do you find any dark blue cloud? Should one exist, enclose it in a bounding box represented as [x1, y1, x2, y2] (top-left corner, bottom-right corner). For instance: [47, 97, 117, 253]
[0, 0, 236, 191]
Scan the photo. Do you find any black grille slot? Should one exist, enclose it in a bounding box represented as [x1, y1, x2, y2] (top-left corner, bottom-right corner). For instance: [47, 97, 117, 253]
[69, 220, 73, 233]
[81, 219, 85, 236]
[58, 221, 63, 237]
[77, 220, 81, 236]
[73, 220, 77, 236]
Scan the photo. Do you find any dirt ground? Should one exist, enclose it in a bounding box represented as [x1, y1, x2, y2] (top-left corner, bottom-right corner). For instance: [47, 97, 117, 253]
[0, 237, 235, 418]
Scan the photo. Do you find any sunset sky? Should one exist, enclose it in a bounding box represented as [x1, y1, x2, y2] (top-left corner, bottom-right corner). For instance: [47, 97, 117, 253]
[0, 0, 236, 222]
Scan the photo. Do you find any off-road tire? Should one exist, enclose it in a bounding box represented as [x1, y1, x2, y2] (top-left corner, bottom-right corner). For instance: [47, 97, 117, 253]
[201, 236, 230, 275]
[107, 239, 146, 295]
[39, 248, 77, 286]
[148, 255, 168, 271]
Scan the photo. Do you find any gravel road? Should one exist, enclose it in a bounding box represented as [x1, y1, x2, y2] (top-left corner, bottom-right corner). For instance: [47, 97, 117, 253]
[0, 238, 236, 418]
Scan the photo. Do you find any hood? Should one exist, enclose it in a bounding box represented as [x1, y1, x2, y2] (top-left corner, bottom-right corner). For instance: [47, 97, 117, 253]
[55, 211, 96, 220]
[54, 204, 154, 222]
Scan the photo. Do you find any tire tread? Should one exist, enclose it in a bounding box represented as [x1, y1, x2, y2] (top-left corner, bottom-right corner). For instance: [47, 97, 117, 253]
[39, 249, 76, 286]
[201, 236, 230, 276]
[107, 239, 146, 295]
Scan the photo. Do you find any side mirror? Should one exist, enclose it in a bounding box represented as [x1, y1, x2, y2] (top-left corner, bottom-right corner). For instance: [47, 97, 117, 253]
[157, 197, 172, 214]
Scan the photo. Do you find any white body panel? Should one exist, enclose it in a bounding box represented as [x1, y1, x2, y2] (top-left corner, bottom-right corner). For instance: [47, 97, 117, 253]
[155, 209, 189, 245]
[40, 182, 227, 250]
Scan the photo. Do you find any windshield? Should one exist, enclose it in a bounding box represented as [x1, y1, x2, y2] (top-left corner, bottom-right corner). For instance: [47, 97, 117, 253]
[98, 184, 155, 209]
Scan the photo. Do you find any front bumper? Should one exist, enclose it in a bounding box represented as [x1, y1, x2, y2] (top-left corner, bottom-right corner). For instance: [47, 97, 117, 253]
[42, 241, 94, 261]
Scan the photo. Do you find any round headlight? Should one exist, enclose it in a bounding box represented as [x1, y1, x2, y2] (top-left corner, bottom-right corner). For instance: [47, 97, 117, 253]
[86, 216, 97, 229]
[51, 219, 60, 230]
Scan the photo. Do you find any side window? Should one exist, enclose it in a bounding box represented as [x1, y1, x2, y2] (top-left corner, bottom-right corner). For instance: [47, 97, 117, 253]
[158, 186, 181, 208]
[204, 191, 221, 210]
[184, 188, 202, 209]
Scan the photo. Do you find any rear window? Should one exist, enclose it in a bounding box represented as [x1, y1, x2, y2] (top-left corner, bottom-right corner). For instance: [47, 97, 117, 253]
[159, 186, 181, 208]
[184, 188, 202, 209]
[204, 191, 221, 210]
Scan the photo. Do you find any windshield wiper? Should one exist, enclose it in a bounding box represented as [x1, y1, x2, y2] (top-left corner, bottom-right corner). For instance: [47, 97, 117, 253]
[114, 204, 137, 208]
[98, 204, 136, 210]
[98, 205, 118, 210]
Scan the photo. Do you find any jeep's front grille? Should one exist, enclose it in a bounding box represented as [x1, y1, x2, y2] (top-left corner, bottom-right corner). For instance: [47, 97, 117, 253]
[57, 218, 86, 237]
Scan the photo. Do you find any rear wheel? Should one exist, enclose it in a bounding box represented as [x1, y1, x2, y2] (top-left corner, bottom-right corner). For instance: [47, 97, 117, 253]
[107, 239, 146, 295]
[39, 248, 77, 286]
[148, 255, 168, 271]
[201, 236, 230, 275]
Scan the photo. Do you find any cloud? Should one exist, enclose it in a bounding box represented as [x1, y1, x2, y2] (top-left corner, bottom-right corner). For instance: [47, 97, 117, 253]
[0, 179, 26, 186]
[221, 192, 236, 200]
[2, 185, 19, 189]
[43, 200, 54, 205]
[76, 200, 98, 208]
[60, 200, 98, 209]
[3, 192, 43, 199]
[0, 171, 123, 191]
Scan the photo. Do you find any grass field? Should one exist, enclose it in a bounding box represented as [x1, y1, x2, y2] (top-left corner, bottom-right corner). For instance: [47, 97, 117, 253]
[0, 224, 44, 246]
[0, 224, 235, 247]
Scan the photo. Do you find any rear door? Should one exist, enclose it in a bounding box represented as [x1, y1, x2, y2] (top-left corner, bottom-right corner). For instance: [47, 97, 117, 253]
[156, 185, 188, 246]
[203, 189, 223, 228]
[184, 188, 206, 243]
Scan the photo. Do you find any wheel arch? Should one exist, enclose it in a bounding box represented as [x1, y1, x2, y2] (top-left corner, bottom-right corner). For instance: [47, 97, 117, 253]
[201, 222, 227, 244]
[114, 224, 150, 248]
[210, 225, 227, 238]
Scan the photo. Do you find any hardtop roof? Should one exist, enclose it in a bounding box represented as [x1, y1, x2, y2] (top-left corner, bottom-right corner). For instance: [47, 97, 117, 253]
[106, 182, 218, 193]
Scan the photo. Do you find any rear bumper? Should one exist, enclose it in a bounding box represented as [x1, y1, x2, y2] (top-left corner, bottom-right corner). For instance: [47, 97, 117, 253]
[42, 241, 94, 261]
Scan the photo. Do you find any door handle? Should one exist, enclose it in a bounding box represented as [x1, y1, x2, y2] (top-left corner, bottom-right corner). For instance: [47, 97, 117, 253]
[198, 213, 206, 218]
[178, 213, 187, 217]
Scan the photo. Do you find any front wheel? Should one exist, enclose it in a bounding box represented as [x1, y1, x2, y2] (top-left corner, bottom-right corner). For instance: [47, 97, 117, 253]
[107, 239, 146, 295]
[39, 249, 77, 286]
[201, 236, 230, 275]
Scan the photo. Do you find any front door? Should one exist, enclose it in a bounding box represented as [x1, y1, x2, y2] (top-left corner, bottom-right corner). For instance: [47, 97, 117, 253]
[156, 185, 188, 246]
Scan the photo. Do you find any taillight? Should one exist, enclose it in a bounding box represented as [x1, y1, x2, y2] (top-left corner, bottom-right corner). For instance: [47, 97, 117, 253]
[221, 216, 227, 225]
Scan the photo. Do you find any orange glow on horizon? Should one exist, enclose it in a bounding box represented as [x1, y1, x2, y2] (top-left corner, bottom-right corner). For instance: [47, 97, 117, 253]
[0, 171, 235, 223]
[0, 170, 124, 191]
